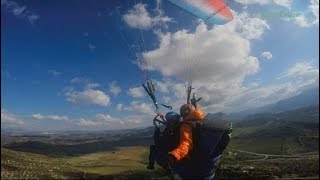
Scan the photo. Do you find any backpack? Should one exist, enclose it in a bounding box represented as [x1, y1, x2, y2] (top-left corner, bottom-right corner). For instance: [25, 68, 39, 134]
[181, 118, 232, 178]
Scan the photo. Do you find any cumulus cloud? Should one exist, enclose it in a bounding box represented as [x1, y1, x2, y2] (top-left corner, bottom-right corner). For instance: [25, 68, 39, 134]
[2, 0, 40, 24]
[125, 101, 154, 114]
[109, 81, 121, 96]
[129, 10, 312, 113]
[65, 89, 110, 107]
[236, 12, 270, 40]
[141, 12, 264, 82]
[31, 114, 69, 121]
[1, 109, 24, 125]
[64, 78, 111, 107]
[127, 87, 145, 98]
[136, 11, 269, 111]
[123, 3, 171, 30]
[261, 51, 273, 60]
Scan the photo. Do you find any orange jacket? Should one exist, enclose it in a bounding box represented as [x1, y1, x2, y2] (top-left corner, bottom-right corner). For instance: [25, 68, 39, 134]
[169, 108, 205, 161]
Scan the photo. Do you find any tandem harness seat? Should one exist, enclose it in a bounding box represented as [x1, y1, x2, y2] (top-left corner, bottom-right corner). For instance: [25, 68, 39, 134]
[149, 117, 232, 180]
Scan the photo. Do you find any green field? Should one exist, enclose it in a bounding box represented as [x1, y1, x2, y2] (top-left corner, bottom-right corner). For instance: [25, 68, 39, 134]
[1, 147, 170, 179]
[2, 145, 319, 179]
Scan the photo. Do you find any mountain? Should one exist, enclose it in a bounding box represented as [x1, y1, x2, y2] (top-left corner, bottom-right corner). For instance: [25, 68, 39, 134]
[232, 87, 319, 118]
[206, 112, 229, 120]
[230, 105, 319, 154]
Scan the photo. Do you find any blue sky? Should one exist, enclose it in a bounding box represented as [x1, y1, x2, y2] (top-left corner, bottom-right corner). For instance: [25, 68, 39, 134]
[1, 0, 319, 131]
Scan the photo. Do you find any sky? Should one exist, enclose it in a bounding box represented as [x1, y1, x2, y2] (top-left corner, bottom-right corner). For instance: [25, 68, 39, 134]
[1, 0, 319, 131]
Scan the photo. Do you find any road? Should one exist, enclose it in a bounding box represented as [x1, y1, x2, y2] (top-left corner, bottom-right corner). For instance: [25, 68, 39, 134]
[233, 149, 319, 161]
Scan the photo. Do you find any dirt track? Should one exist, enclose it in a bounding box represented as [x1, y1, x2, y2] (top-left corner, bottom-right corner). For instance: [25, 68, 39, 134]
[233, 149, 319, 161]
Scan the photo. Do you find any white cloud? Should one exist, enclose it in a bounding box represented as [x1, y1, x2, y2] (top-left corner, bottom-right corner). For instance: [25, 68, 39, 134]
[294, 14, 312, 27]
[65, 89, 110, 107]
[235, 0, 292, 8]
[286, 0, 318, 28]
[125, 101, 154, 114]
[32, 114, 69, 121]
[162, 96, 171, 104]
[125, 119, 142, 124]
[64, 78, 111, 107]
[77, 118, 97, 127]
[109, 81, 122, 96]
[141, 12, 264, 82]
[224, 83, 296, 112]
[96, 114, 118, 122]
[278, 62, 319, 79]
[127, 86, 145, 98]
[130, 10, 320, 114]
[2, 0, 40, 24]
[123, 3, 171, 30]
[236, 12, 270, 40]
[155, 80, 171, 93]
[48, 70, 62, 77]
[75, 114, 148, 129]
[1, 109, 24, 125]
[137, 12, 266, 110]
[310, 0, 319, 25]
[273, 0, 292, 8]
[261, 51, 273, 60]
[220, 62, 319, 112]
[116, 103, 124, 111]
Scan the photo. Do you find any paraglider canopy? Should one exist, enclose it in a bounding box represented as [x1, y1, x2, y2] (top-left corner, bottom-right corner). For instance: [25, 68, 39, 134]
[167, 0, 233, 25]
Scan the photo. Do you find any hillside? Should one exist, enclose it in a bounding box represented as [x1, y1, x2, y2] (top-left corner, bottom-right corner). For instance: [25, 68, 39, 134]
[1, 148, 84, 179]
[232, 87, 319, 117]
[2, 146, 319, 179]
[230, 105, 319, 154]
[1, 105, 319, 179]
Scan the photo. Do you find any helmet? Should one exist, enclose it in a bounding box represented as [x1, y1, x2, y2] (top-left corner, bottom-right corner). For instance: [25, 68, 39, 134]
[165, 111, 180, 127]
[180, 104, 195, 118]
